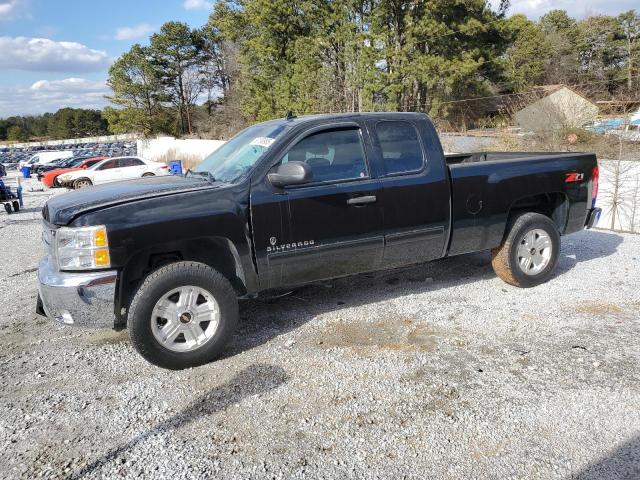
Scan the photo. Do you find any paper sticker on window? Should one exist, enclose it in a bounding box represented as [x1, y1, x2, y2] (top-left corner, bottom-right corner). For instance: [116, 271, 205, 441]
[250, 137, 275, 148]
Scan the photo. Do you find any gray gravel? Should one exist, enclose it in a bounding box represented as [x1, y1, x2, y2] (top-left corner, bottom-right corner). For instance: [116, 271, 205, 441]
[1, 179, 639, 479]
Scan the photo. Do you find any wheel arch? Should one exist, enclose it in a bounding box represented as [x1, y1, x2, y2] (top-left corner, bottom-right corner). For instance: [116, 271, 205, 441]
[73, 176, 93, 186]
[116, 236, 248, 327]
[503, 191, 569, 240]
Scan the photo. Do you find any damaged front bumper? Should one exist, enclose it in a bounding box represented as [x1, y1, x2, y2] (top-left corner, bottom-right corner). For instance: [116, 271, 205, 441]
[36, 255, 117, 328]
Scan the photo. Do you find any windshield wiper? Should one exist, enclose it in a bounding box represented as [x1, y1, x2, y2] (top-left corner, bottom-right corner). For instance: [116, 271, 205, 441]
[185, 169, 216, 183]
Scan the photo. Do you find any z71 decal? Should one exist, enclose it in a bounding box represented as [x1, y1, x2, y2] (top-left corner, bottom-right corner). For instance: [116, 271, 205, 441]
[565, 172, 585, 183]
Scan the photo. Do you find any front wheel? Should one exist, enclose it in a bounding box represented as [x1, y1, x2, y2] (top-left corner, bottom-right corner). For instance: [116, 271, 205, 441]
[73, 178, 92, 189]
[127, 262, 238, 369]
[142, 172, 155, 177]
[491, 212, 560, 288]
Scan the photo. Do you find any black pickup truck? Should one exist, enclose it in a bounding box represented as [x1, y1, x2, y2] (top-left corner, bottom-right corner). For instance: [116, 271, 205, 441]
[37, 113, 601, 369]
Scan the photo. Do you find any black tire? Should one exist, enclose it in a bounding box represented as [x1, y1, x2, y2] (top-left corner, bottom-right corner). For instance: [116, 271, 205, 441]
[3, 203, 11, 214]
[12, 201, 19, 212]
[73, 178, 92, 189]
[491, 212, 560, 288]
[142, 172, 155, 177]
[127, 261, 238, 370]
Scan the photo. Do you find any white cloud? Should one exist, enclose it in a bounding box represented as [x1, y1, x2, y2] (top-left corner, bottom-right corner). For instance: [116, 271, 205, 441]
[183, 0, 212, 11]
[493, 0, 640, 19]
[0, 0, 27, 21]
[0, 78, 110, 117]
[115, 23, 156, 41]
[0, 36, 110, 72]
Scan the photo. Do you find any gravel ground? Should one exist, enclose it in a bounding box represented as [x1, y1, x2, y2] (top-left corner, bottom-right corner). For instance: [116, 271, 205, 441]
[1, 178, 639, 480]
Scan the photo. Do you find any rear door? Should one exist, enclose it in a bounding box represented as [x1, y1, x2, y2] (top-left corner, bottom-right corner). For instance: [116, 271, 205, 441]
[250, 123, 384, 289]
[368, 119, 450, 267]
[118, 157, 147, 178]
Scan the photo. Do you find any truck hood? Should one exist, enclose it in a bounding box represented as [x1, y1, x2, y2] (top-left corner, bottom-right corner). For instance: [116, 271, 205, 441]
[43, 175, 216, 225]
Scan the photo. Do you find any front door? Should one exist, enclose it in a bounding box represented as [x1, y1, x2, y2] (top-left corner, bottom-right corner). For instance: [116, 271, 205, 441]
[93, 158, 121, 184]
[251, 124, 384, 289]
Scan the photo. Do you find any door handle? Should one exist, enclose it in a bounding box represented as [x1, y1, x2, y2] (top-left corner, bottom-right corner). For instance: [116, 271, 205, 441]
[347, 195, 377, 205]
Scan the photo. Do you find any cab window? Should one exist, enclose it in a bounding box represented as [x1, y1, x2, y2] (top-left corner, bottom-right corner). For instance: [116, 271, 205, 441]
[281, 127, 368, 183]
[119, 158, 144, 167]
[376, 121, 424, 175]
[97, 159, 118, 170]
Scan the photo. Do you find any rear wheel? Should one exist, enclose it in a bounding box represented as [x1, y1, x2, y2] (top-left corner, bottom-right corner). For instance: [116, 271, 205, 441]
[491, 212, 560, 288]
[12, 201, 19, 212]
[73, 178, 92, 189]
[127, 261, 238, 369]
[142, 172, 155, 177]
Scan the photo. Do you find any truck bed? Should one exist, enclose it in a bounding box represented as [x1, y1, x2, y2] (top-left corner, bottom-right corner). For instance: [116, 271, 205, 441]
[445, 151, 597, 257]
[445, 151, 579, 165]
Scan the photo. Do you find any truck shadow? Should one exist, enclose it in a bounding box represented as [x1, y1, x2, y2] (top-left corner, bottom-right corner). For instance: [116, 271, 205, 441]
[225, 229, 623, 358]
[554, 229, 624, 275]
[572, 432, 640, 479]
[65, 364, 288, 479]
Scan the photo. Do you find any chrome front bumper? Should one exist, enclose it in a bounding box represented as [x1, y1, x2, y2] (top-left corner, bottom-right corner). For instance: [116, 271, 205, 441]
[37, 256, 117, 328]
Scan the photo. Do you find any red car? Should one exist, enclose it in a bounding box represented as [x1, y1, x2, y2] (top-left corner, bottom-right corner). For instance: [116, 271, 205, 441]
[41, 156, 107, 187]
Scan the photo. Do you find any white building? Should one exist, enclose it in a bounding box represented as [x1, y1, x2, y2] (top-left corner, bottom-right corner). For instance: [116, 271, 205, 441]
[514, 85, 599, 133]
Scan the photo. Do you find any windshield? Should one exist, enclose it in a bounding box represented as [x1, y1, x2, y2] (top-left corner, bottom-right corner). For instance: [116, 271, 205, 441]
[193, 122, 288, 183]
[53, 158, 71, 167]
[68, 157, 87, 167]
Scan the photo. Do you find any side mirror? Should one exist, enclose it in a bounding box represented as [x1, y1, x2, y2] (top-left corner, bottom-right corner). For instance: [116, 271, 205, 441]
[268, 161, 312, 188]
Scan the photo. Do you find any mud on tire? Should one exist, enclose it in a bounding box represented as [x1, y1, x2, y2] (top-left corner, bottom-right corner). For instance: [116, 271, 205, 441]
[491, 212, 560, 288]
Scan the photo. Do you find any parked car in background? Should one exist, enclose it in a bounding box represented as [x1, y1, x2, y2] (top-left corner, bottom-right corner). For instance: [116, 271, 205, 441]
[19, 150, 74, 170]
[56, 156, 169, 189]
[41, 156, 107, 187]
[34, 157, 69, 177]
[36, 155, 96, 177]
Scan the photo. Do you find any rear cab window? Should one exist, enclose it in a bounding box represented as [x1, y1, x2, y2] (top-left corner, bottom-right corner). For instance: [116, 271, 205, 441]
[375, 121, 425, 175]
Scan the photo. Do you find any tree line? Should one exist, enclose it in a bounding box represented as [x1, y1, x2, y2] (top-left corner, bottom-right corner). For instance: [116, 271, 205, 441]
[104, 1, 638, 137]
[3, 2, 639, 141]
[0, 108, 109, 142]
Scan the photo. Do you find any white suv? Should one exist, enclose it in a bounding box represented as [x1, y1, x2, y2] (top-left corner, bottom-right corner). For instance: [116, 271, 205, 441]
[57, 157, 170, 189]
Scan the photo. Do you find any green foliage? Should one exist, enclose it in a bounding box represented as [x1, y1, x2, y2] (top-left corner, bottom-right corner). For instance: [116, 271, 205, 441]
[149, 22, 206, 134]
[46, 108, 108, 139]
[540, 9, 576, 34]
[0, 109, 108, 142]
[504, 15, 553, 91]
[106, 44, 169, 135]
[618, 10, 640, 89]
[7, 125, 28, 141]
[215, 0, 512, 122]
[91, 3, 640, 135]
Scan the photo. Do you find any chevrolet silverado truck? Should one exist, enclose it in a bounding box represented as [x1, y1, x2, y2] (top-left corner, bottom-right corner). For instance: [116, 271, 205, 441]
[37, 113, 601, 369]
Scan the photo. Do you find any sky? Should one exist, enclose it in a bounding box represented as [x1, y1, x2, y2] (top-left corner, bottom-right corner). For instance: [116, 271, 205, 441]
[0, 0, 638, 118]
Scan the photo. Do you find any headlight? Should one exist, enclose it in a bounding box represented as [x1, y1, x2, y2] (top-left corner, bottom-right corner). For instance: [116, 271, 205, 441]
[56, 225, 111, 270]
